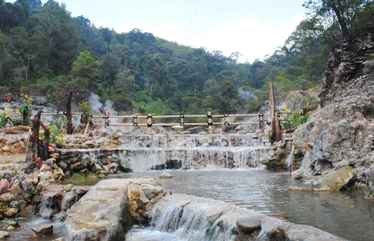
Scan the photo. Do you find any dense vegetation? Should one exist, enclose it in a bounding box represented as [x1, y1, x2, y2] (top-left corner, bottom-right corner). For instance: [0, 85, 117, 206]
[0, 0, 372, 114]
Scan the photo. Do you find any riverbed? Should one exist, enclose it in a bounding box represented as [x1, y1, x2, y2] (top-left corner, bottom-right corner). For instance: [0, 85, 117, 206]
[122, 169, 374, 241]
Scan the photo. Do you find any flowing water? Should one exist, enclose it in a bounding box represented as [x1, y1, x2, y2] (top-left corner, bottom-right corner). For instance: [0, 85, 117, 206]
[123, 170, 374, 241]
[119, 134, 272, 171]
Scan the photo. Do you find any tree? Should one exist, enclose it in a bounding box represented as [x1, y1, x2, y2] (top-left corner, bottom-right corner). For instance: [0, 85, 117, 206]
[304, 0, 373, 40]
[27, 0, 79, 74]
[71, 50, 100, 95]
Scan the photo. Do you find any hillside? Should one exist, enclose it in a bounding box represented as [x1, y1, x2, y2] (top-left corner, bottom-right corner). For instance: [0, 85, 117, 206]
[0, 0, 330, 114]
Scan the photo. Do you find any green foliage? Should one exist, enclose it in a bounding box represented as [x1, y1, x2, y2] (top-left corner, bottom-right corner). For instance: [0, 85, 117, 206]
[71, 50, 100, 95]
[0, 108, 12, 128]
[79, 101, 92, 115]
[0, 111, 8, 128]
[283, 111, 309, 130]
[48, 124, 64, 145]
[19, 93, 31, 113]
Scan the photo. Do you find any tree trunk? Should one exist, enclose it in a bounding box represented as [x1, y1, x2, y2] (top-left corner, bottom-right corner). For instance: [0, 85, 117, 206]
[65, 92, 74, 134]
[331, 1, 351, 41]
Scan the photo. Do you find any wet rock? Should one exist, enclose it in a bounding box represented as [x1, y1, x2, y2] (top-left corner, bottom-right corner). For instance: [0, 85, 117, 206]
[31, 223, 53, 236]
[236, 216, 262, 235]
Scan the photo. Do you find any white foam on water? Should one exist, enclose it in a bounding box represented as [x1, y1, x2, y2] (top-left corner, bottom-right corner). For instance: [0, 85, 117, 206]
[119, 133, 272, 172]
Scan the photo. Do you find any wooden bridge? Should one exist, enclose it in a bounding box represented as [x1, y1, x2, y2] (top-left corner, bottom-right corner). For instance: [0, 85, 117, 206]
[38, 82, 286, 140]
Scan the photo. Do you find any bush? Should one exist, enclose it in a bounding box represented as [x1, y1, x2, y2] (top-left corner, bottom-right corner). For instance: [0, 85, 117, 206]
[0, 109, 12, 128]
[39, 124, 64, 145]
[79, 101, 92, 115]
[283, 111, 308, 130]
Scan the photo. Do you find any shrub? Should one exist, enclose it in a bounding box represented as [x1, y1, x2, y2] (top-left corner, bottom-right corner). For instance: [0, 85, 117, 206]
[283, 111, 308, 130]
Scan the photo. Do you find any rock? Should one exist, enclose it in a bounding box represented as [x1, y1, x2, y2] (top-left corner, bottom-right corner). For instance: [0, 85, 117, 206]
[0, 179, 9, 194]
[61, 186, 89, 211]
[0, 231, 9, 239]
[0, 193, 15, 202]
[317, 166, 355, 191]
[64, 178, 161, 241]
[39, 185, 64, 219]
[127, 183, 152, 223]
[64, 179, 132, 241]
[31, 223, 53, 236]
[4, 207, 18, 217]
[291, 35, 374, 194]
[63, 184, 74, 193]
[236, 216, 262, 235]
[8, 180, 22, 198]
[159, 172, 173, 179]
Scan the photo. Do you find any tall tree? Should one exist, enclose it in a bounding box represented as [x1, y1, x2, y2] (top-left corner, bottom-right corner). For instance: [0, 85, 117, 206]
[304, 0, 372, 40]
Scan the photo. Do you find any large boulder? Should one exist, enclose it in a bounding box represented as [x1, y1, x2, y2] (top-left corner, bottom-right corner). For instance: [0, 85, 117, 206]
[64, 178, 162, 241]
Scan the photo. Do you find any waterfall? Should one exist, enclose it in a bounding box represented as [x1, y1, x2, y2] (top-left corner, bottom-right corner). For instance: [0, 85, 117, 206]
[126, 194, 258, 241]
[286, 144, 295, 170]
[119, 133, 272, 171]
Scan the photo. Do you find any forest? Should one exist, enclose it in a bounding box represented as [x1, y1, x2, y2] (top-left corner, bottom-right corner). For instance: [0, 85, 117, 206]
[0, 0, 373, 114]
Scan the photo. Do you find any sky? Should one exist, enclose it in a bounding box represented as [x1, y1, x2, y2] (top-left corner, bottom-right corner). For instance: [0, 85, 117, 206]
[22, 0, 307, 62]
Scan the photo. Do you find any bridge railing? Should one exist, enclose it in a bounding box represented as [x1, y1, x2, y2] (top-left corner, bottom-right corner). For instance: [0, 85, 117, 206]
[41, 112, 266, 128]
[40, 111, 294, 131]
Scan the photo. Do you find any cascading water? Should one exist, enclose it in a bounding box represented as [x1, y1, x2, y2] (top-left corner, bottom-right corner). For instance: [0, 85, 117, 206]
[286, 144, 295, 170]
[119, 132, 273, 172]
[126, 194, 240, 241]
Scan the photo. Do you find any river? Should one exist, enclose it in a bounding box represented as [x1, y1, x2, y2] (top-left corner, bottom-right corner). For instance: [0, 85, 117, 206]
[122, 169, 374, 241]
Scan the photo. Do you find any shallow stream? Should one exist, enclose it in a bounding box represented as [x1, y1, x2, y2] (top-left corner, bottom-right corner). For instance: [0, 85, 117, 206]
[123, 169, 374, 241]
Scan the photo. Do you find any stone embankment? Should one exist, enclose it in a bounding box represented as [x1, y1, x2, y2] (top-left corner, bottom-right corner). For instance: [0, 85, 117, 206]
[60, 178, 347, 241]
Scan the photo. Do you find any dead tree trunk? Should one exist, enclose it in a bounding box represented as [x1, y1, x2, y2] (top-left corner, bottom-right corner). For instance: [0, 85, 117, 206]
[65, 92, 74, 134]
[26, 111, 50, 168]
[29, 111, 42, 167]
[40, 122, 50, 161]
[269, 82, 282, 143]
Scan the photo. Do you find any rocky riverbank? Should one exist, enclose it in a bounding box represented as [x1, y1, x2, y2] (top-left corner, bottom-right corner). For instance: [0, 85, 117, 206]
[289, 35, 374, 197]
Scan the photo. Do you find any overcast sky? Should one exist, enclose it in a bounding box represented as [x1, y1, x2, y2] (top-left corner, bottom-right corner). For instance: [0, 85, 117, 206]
[19, 0, 307, 62]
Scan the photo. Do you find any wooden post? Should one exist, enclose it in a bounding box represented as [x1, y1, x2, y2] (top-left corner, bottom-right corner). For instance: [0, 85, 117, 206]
[207, 112, 213, 133]
[65, 92, 74, 134]
[258, 113, 264, 130]
[132, 116, 138, 126]
[179, 114, 185, 128]
[104, 111, 110, 128]
[269, 82, 282, 143]
[146, 114, 153, 127]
